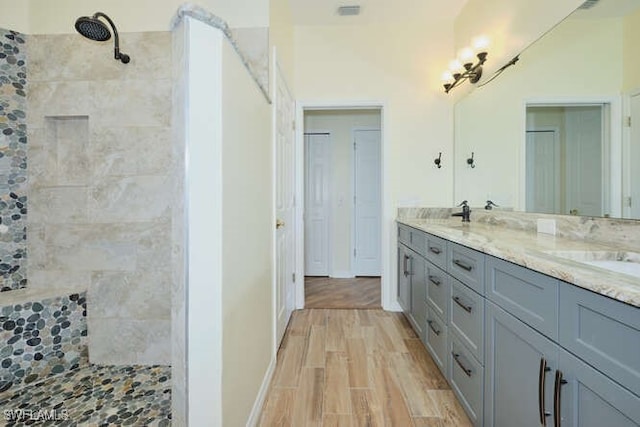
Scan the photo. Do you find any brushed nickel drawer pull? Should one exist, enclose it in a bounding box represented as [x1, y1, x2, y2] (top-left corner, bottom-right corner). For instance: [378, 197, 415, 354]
[429, 246, 442, 255]
[429, 275, 441, 286]
[452, 352, 472, 377]
[453, 259, 473, 272]
[453, 296, 473, 313]
[427, 320, 441, 336]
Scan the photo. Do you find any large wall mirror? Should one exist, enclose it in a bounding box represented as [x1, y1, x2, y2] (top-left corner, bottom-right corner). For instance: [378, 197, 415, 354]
[454, 0, 640, 219]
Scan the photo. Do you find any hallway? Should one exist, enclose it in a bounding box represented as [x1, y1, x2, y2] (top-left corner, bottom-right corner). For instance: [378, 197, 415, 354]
[258, 309, 471, 426]
[305, 277, 381, 309]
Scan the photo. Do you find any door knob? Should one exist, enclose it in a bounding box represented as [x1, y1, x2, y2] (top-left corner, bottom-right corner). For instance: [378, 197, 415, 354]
[276, 219, 285, 229]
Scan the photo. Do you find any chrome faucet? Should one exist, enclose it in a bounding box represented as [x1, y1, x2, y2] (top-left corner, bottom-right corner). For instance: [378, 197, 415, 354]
[452, 200, 471, 222]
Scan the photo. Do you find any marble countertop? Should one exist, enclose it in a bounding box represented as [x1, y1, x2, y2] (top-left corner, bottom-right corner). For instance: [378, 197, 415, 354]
[397, 218, 640, 308]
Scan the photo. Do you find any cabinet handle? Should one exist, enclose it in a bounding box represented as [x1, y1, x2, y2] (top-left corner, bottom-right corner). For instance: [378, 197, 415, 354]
[452, 296, 473, 313]
[553, 370, 567, 427]
[539, 358, 552, 426]
[453, 259, 473, 272]
[452, 352, 472, 377]
[427, 320, 441, 336]
[429, 246, 442, 255]
[403, 254, 409, 276]
[428, 275, 441, 286]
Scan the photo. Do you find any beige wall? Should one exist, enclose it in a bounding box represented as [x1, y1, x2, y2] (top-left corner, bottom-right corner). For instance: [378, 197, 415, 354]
[1, 0, 269, 33]
[454, 0, 583, 81]
[454, 17, 623, 209]
[623, 7, 640, 92]
[304, 110, 381, 276]
[269, 0, 294, 84]
[294, 22, 456, 208]
[220, 35, 273, 427]
[27, 32, 173, 364]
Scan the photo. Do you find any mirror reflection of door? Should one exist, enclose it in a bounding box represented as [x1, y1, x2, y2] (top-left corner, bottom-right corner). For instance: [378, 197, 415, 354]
[630, 92, 640, 218]
[526, 105, 607, 217]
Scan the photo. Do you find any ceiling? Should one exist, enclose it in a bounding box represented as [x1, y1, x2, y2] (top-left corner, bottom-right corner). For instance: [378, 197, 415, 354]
[289, 0, 468, 26]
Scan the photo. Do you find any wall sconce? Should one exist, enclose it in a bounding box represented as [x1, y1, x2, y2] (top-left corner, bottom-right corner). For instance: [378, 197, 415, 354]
[442, 36, 489, 94]
[467, 152, 475, 168]
[434, 152, 442, 168]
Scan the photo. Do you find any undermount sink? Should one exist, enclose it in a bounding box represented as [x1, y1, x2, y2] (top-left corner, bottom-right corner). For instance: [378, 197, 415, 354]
[545, 250, 640, 279]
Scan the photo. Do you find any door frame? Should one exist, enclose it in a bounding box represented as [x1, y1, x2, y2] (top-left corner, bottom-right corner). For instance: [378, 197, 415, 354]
[295, 101, 394, 310]
[351, 127, 382, 277]
[521, 96, 622, 217]
[622, 87, 640, 219]
[304, 130, 333, 277]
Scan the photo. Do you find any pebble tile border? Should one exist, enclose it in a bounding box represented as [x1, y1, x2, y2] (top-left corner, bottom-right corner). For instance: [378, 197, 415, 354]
[0, 364, 171, 426]
[0, 27, 28, 292]
[0, 292, 88, 394]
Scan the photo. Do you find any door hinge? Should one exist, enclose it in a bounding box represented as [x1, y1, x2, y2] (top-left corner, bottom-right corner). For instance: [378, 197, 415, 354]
[353, 141, 356, 149]
[292, 120, 296, 131]
[625, 116, 631, 127]
[292, 273, 296, 283]
[625, 196, 632, 207]
[354, 248, 356, 257]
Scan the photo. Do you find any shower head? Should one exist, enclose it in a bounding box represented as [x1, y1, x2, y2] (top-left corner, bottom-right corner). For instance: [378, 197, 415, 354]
[75, 16, 111, 41]
[74, 12, 130, 64]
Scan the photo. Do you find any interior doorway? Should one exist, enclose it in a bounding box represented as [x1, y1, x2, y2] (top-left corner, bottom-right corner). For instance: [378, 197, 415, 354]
[302, 109, 382, 308]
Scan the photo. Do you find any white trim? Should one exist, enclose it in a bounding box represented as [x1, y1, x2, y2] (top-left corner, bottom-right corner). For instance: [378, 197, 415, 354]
[522, 96, 623, 217]
[330, 271, 356, 279]
[270, 46, 278, 359]
[351, 127, 382, 277]
[245, 355, 276, 427]
[295, 100, 393, 311]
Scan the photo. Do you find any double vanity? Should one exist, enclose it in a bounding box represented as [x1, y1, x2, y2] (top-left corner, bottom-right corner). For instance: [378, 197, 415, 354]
[396, 214, 640, 427]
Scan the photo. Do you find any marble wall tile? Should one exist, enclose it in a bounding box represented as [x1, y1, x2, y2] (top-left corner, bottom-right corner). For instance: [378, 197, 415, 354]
[89, 79, 171, 128]
[89, 271, 171, 320]
[27, 81, 91, 129]
[88, 175, 171, 223]
[87, 318, 170, 365]
[89, 127, 172, 177]
[29, 32, 171, 83]
[29, 186, 88, 223]
[27, 270, 92, 291]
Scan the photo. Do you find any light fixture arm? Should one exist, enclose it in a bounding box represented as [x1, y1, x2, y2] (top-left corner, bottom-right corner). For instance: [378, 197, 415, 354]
[444, 52, 487, 93]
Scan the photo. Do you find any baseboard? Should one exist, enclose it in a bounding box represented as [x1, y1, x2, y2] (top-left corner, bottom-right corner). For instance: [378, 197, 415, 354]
[245, 355, 276, 427]
[330, 271, 355, 279]
[385, 300, 403, 312]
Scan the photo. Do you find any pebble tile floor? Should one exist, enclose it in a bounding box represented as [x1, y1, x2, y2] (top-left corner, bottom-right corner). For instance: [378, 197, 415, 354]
[0, 364, 171, 426]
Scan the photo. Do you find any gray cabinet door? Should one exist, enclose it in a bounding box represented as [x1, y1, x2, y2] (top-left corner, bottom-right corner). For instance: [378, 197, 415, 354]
[410, 254, 426, 339]
[485, 301, 558, 427]
[557, 348, 640, 427]
[398, 245, 411, 313]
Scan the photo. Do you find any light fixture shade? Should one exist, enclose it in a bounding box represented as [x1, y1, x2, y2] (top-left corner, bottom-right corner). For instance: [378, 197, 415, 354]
[449, 59, 463, 73]
[472, 36, 490, 51]
[441, 71, 453, 83]
[458, 47, 475, 62]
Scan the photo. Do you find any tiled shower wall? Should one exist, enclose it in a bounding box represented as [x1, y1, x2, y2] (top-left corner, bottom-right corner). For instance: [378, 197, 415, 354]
[26, 32, 172, 365]
[0, 28, 28, 292]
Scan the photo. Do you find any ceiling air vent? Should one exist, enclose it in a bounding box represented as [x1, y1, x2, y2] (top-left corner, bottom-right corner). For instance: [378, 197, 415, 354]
[578, 0, 599, 9]
[337, 5, 361, 16]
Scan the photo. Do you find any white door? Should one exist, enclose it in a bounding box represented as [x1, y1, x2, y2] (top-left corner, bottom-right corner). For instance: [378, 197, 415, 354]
[274, 62, 295, 348]
[526, 130, 560, 214]
[565, 106, 603, 216]
[353, 129, 381, 276]
[630, 93, 640, 218]
[304, 133, 331, 276]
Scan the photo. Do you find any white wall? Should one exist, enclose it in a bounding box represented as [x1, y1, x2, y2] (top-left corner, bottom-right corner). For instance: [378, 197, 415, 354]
[454, 0, 583, 83]
[454, 17, 623, 209]
[304, 110, 381, 277]
[269, 0, 294, 83]
[1, 0, 269, 33]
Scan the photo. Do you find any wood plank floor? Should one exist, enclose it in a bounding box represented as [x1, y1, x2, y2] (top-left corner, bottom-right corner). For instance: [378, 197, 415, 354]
[305, 277, 381, 309]
[258, 309, 472, 427]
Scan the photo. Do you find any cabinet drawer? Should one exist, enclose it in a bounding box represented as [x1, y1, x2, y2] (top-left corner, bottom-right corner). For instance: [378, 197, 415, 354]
[398, 224, 410, 245]
[450, 279, 484, 362]
[426, 261, 449, 320]
[425, 233, 448, 270]
[448, 243, 485, 294]
[449, 334, 484, 427]
[486, 256, 559, 340]
[559, 284, 640, 397]
[425, 306, 448, 378]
